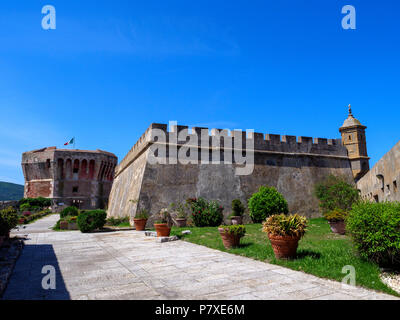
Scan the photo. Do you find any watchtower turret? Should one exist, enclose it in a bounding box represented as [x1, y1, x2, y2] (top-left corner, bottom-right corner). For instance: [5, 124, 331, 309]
[339, 105, 370, 181]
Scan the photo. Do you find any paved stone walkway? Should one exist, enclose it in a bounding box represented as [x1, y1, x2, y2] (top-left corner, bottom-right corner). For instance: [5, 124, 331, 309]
[2, 216, 398, 300]
[13, 214, 59, 234]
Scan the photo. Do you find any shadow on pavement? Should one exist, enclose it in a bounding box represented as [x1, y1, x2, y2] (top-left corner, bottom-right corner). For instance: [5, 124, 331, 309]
[2, 244, 70, 300]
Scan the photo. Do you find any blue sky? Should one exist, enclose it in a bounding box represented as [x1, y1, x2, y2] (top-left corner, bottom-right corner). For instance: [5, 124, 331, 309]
[0, 0, 399, 184]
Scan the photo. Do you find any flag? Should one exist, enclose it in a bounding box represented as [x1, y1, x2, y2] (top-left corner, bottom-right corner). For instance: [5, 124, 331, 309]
[64, 138, 75, 146]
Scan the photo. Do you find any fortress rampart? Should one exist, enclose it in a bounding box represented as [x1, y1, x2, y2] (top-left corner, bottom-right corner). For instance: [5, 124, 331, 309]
[22, 147, 117, 210]
[108, 123, 354, 224]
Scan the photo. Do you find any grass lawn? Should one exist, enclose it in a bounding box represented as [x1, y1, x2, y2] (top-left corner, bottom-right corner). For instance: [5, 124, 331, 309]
[171, 218, 398, 296]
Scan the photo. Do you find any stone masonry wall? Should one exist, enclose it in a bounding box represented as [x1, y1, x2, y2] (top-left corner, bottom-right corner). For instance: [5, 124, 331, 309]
[108, 123, 354, 225]
[357, 140, 400, 203]
[22, 147, 117, 210]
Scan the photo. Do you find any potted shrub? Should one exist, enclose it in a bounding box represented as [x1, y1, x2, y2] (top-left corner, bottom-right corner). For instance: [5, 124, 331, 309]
[262, 214, 307, 259]
[218, 225, 246, 249]
[324, 209, 347, 235]
[154, 208, 172, 237]
[230, 199, 245, 225]
[133, 209, 149, 231]
[170, 202, 188, 227]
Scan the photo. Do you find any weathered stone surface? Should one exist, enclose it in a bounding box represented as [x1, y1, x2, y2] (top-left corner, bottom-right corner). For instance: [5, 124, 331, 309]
[108, 123, 354, 222]
[157, 236, 179, 243]
[21, 147, 117, 210]
[357, 140, 400, 203]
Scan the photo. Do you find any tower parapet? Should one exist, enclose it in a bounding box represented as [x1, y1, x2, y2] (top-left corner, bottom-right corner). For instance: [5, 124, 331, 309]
[22, 147, 117, 210]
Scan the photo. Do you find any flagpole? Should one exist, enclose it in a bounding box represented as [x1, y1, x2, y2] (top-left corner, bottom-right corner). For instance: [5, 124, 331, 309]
[73, 137, 76, 150]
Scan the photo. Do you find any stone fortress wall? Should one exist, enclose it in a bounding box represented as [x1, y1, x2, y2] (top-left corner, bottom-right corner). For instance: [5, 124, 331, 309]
[108, 123, 355, 224]
[22, 147, 117, 210]
[357, 140, 400, 203]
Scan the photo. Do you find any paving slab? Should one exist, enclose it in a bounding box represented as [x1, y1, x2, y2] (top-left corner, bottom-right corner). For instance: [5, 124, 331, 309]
[2, 218, 398, 300]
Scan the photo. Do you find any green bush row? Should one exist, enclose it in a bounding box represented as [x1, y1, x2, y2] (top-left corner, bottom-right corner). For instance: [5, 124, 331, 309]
[19, 197, 51, 212]
[347, 201, 400, 267]
[0, 207, 18, 236]
[19, 209, 52, 224]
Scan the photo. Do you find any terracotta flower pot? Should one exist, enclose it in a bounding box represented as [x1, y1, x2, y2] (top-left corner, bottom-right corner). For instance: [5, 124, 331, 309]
[154, 223, 171, 237]
[268, 234, 301, 259]
[175, 218, 187, 227]
[328, 220, 346, 235]
[133, 218, 148, 231]
[230, 216, 242, 225]
[218, 228, 242, 249]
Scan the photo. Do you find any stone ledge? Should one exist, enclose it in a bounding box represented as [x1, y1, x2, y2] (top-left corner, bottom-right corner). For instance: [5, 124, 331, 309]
[144, 231, 179, 243]
[157, 236, 179, 243]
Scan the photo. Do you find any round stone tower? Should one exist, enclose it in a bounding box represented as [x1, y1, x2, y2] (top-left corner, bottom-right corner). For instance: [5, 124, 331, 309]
[21, 147, 117, 210]
[339, 105, 370, 181]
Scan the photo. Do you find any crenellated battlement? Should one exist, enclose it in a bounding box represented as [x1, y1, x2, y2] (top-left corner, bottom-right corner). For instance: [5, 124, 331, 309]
[115, 123, 348, 177]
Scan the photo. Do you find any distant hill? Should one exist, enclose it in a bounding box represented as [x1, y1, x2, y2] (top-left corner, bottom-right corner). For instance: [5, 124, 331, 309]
[0, 181, 24, 201]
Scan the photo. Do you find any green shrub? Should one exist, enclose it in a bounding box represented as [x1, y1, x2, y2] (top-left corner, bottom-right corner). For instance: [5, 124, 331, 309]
[106, 216, 130, 226]
[187, 198, 224, 227]
[314, 175, 360, 214]
[219, 224, 246, 237]
[77, 210, 107, 233]
[0, 207, 19, 236]
[324, 209, 348, 222]
[231, 199, 245, 217]
[19, 197, 51, 211]
[262, 214, 307, 238]
[135, 209, 149, 219]
[347, 201, 400, 267]
[248, 186, 288, 223]
[60, 206, 79, 218]
[20, 203, 31, 212]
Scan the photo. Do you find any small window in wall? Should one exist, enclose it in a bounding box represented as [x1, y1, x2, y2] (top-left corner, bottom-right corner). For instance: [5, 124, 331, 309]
[394, 180, 398, 192]
[72, 186, 79, 193]
[46, 159, 51, 168]
[348, 135, 352, 141]
[387, 184, 390, 191]
[373, 195, 379, 203]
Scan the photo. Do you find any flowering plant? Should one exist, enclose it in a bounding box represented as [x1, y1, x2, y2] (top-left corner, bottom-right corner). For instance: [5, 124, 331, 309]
[187, 197, 223, 227]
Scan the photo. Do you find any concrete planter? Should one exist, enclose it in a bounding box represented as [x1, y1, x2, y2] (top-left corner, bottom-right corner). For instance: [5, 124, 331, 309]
[175, 218, 187, 228]
[268, 234, 301, 259]
[230, 216, 243, 225]
[328, 220, 346, 235]
[68, 222, 78, 230]
[60, 220, 69, 230]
